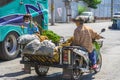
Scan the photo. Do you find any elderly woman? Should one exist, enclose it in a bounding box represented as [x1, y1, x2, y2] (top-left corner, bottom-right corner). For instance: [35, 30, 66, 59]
[72, 17, 103, 69]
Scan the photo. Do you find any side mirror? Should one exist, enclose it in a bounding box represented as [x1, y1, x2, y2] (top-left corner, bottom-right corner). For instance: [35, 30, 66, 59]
[101, 28, 106, 33]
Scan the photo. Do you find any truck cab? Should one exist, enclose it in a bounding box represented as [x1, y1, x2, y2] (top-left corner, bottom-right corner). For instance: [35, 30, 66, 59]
[0, 0, 48, 60]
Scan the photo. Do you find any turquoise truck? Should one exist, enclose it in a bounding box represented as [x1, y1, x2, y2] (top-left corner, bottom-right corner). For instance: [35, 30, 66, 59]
[0, 0, 48, 60]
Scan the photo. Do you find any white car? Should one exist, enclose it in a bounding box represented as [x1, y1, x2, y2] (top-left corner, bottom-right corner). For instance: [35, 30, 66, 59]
[113, 12, 120, 18]
[78, 12, 96, 23]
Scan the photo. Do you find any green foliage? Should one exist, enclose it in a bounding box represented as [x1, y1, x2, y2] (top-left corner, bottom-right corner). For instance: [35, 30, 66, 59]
[42, 30, 61, 43]
[83, 0, 101, 9]
[78, 5, 87, 15]
[36, 23, 61, 43]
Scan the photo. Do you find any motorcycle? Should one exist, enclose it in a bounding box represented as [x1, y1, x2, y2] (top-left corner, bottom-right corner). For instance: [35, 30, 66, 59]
[61, 28, 105, 80]
[19, 28, 105, 80]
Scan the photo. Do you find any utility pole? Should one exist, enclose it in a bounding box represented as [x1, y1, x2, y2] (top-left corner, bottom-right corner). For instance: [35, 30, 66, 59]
[51, 0, 55, 25]
[64, 1, 71, 23]
[111, 0, 113, 20]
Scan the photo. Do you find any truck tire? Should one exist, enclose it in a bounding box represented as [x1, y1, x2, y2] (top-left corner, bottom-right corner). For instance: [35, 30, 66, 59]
[35, 65, 49, 76]
[0, 32, 19, 60]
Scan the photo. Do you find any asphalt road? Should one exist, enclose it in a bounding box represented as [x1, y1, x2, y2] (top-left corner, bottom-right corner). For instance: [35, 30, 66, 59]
[0, 21, 120, 80]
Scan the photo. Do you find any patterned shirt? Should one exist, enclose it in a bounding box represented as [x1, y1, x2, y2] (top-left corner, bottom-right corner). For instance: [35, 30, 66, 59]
[73, 25, 101, 53]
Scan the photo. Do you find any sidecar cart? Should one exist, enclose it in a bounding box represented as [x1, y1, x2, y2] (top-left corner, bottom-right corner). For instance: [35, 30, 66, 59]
[20, 46, 86, 80]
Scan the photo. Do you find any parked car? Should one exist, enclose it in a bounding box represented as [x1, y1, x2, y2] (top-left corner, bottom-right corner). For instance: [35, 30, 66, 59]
[78, 12, 96, 23]
[113, 12, 120, 19]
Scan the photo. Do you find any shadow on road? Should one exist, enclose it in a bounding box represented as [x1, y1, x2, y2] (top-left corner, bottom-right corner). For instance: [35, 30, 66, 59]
[21, 73, 63, 80]
[0, 71, 63, 80]
[0, 59, 7, 62]
[0, 70, 95, 80]
[0, 71, 26, 78]
[80, 73, 95, 80]
[20, 73, 95, 80]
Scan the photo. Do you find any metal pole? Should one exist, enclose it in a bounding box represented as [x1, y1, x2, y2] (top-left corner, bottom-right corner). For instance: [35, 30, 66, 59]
[66, 4, 69, 23]
[65, 1, 70, 23]
[111, 0, 113, 20]
[51, 0, 54, 25]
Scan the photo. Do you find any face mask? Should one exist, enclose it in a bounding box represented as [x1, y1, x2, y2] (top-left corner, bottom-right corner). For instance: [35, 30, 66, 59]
[25, 21, 30, 24]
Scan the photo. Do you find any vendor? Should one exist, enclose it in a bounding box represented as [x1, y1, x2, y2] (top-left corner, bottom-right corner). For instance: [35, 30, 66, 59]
[23, 14, 48, 42]
[23, 14, 40, 34]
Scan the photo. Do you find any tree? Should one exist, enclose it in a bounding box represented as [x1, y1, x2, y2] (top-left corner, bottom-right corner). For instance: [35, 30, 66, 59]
[78, 5, 87, 15]
[83, 0, 101, 9]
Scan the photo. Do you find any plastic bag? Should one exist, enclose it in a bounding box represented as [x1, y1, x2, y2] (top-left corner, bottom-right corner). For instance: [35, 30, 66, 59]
[22, 39, 40, 54]
[40, 40, 55, 48]
[36, 46, 54, 57]
[22, 39, 55, 57]
[36, 40, 56, 57]
[18, 34, 39, 45]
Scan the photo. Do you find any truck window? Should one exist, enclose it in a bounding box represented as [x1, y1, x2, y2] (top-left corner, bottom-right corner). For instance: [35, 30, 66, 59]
[0, 0, 13, 7]
[33, 15, 43, 34]
[33, 15, 43, 26]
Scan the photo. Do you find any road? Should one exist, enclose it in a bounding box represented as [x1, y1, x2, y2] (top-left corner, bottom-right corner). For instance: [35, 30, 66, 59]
[0, 21, 120, 80]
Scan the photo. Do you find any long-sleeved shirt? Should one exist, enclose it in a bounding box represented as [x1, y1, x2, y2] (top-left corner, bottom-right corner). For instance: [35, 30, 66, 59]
[73, 25, 101, 53]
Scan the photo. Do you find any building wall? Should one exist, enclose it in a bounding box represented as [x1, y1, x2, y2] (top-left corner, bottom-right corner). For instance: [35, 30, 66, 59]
[92, 0, 120, 19]
[48, 0, 85, 22]
[48, 0, 66, 22]
[113, 0, 120, 13]
[49, 0, 120, 22]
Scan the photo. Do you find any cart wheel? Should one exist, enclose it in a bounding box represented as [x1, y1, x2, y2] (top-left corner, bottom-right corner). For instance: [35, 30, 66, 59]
[35, 65, 49, 76]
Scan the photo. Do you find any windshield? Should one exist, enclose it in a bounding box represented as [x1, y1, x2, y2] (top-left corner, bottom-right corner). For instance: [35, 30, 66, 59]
[114, 13, 120, 15]
[0, 0, 13, 7]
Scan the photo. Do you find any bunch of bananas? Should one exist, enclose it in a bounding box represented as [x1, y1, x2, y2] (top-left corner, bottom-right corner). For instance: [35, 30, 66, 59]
[35, 33, 48, 42]
[52, 36, 74, 62]
[60, 36, 74, 47]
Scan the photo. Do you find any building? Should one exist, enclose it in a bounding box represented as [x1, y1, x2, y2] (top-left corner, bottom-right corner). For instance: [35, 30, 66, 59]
[48, 0, 85, 23]
[92, 0, 120, 19]
[48, 0, 68, 23]
[49, 0, 120, 22]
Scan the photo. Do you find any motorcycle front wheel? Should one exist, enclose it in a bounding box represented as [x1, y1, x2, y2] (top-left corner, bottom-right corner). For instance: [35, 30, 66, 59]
[72, 68, 82, 80]
[95, 53, 102, 73]
[72, 59, 83, 80]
